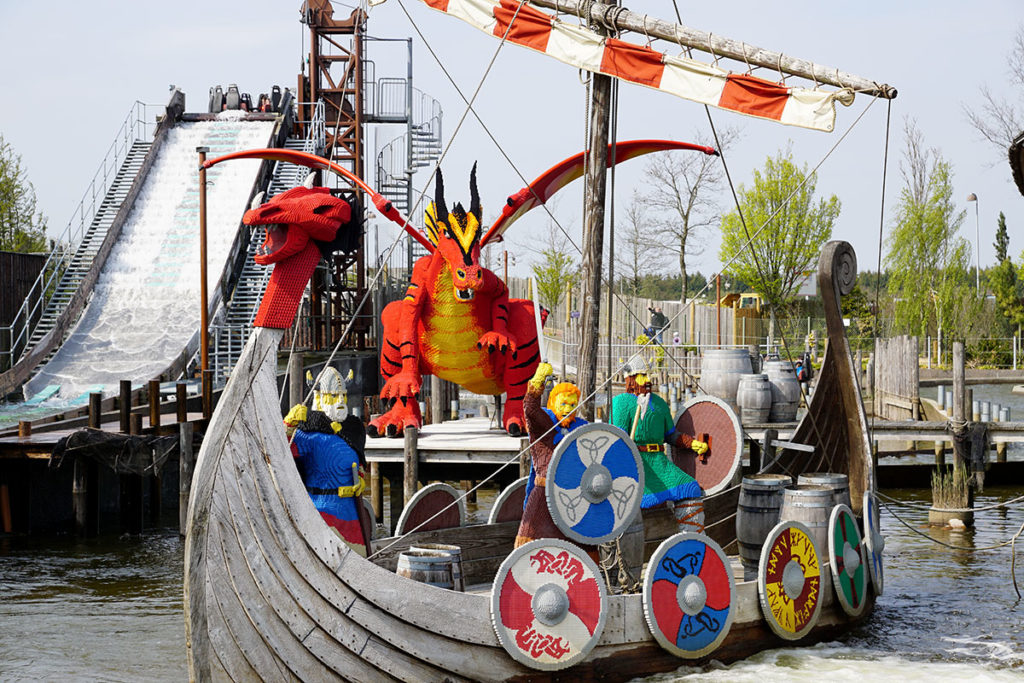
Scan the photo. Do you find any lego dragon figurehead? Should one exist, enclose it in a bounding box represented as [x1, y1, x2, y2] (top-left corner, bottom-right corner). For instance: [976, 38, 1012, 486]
[243, 186, 352, 329]
[425, 165, 484, 301]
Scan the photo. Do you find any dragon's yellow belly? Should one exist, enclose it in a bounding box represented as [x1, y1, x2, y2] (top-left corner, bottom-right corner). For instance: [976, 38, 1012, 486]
[421, 270, 503, 395]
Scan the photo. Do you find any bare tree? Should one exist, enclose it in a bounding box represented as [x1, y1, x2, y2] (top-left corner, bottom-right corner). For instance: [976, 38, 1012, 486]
[615, 191, 666, 298]
[963, 23, 1024, 153]
[642, 127, 740, 306]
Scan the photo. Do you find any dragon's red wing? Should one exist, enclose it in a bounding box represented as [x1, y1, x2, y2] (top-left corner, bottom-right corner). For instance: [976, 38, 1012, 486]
[479, 139, 717, 247]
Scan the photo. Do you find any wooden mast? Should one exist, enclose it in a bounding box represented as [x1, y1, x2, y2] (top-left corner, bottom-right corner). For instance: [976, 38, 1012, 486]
[527, 0, 897, 99]
[577, 15, 614, 421]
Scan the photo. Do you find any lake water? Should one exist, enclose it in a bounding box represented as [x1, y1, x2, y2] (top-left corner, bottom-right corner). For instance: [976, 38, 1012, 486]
[2, 485, 1023, 681]
[3, 382, 1024, 679]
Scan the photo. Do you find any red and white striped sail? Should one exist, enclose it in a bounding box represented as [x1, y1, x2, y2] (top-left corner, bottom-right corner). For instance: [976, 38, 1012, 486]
[412, 0, 854, 132]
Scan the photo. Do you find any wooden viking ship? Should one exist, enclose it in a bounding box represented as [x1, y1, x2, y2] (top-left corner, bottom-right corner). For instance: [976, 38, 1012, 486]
[183, 232, 881, 680]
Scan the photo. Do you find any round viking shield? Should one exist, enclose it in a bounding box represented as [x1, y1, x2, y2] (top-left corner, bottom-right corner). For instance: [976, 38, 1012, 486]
[758, 520, 823, 640]
[828, 504, 868, 616]
[546, 423, 644, 545]
[491, 538, 608, 670]
[642, 532, 736, 659]
[395, 482, 465, 535]
[489, 477, 528, 524]
[862, 490, 885, 596]
[670, 396, 743, 495]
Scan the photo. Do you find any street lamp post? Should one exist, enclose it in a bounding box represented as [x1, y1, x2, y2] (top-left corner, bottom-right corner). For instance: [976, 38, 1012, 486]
[967, 193, 979, 293]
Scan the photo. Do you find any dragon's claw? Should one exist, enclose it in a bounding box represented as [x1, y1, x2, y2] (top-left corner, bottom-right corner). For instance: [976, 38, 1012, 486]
[381, 372, 421, 400]
[477, 331, 517, 354]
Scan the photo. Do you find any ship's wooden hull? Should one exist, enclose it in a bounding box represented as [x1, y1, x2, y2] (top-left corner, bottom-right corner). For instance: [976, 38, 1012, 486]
[184, 241, 875, 681]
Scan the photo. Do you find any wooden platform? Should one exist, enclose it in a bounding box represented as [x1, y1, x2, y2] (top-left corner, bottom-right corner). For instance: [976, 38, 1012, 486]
[364, 416, 527, 464]
[0, 412, 207, 459]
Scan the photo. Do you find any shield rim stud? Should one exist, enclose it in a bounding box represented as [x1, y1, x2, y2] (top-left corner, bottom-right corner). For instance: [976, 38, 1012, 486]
[546, 422, 644, 545]
[490, 538, 608, 670]
[828, 503, 868, 616]
[642, 532, 736, 659]
[757, 520, 823, 640]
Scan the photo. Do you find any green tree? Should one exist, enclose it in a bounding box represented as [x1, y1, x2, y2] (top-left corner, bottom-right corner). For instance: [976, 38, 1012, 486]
[990, 212, 1024, 332]
[0, 135, 47, 252]
[885, 120, 974, 338]
[718, 148, 840, 313]
[530, 228, 578, 311]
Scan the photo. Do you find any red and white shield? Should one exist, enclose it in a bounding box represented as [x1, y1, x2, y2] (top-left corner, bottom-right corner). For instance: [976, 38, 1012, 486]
[490, 539, 607, 670]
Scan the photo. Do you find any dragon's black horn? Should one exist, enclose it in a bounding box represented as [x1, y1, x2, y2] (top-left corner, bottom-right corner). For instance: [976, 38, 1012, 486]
[434, 167, 449, 224]
[469, 162, 481, 219]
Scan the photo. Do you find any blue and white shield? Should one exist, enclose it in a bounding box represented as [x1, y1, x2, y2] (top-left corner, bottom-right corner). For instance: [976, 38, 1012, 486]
[546, 423, 644, 545]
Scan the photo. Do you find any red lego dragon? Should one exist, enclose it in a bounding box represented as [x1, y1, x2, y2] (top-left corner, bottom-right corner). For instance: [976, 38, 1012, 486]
[210, 141, 717, 436]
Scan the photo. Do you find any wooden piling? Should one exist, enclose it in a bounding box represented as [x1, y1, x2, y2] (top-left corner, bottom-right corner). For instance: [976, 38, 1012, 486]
[1, 484, 11, 533]
[73, 458, 98, 536]
[287, 352, 304, 408]
[519, 436, 531, 479]
[130, 413, 143, 436]
[120, 380, 132, 433]
[149, 379, 161, 430]
[176, 383, 188, 424]
[179, 421, 194, 535]
[387, 474, 403, 535]
[120, 473, 144, 535]
[403, 426, 419, 504]
[202, 369, 214, 419]
[430, 376, 443, 425]
[17, 421, 31, 437]
[952, 342, 965, 473]
[370, 462, 382, 521]
[89, 392, 102, 429]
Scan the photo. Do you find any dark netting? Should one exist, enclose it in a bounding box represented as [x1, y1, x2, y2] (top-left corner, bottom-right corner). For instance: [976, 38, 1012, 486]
[49, 428, 180, 476]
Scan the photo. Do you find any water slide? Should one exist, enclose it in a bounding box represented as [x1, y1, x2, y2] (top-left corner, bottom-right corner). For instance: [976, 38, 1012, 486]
[22, 114, 275, 402]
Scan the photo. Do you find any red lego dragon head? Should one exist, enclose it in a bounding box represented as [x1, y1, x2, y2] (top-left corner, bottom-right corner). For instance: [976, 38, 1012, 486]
[244, 185, 352, 329]
[425, 165, 484, 301]
[245, 186, 351, 265]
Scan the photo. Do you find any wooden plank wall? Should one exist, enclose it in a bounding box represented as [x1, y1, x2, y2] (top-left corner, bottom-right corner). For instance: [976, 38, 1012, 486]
[873, 335, 920, 420]
[0, 251, 46, 371]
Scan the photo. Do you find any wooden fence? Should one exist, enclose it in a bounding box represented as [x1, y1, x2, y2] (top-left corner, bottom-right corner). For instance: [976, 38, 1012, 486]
[873, 335, 920, 420]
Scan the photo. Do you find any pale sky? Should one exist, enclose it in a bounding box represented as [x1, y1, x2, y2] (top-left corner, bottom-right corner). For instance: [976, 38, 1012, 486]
[2, 0, 1021, 283]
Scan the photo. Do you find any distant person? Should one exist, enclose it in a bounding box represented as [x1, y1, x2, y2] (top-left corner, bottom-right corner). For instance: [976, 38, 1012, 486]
[648, 306, 669, 344]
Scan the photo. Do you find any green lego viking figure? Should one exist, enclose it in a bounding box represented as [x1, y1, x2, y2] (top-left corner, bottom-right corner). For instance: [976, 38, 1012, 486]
[611, 355, 708, 531]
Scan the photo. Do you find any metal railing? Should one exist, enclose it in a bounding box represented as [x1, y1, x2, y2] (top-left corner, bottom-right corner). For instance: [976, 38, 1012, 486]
[0, 102, 157, 371]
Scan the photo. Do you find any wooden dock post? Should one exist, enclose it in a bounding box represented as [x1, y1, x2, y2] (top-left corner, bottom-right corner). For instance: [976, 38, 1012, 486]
[0, 484, 11, 533]
[18, 421, 31, 437]
[519, 436, 531, 479]
[430, 376, 443, 425]
[370, 462, 382, 521]
[387, 473, 403, 535]
[403, 426, 419, 504]
[72, 457, 98, 536]
[287, 352, 303, 408]
[148, 379, 161, 430]
[176, 382, 188, 424]
[120, 380, 132, 433]
[179, 421, 194, 535]
[89, 392, 102, 429]
[952, 342, 966, 472]
[202, 369, 214, 419]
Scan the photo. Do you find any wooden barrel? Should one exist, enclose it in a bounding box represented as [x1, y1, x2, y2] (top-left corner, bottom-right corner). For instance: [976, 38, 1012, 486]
[699, 349, 753, 409]
[411, 543, 464, 591]
[779, 485, 832, 557]
[736, 474, 792, 579]
[763, 360, 800, 422]
[736, 374, 772, 425]
[797, 472, 852, 510]
[396, 550, 453, 589]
